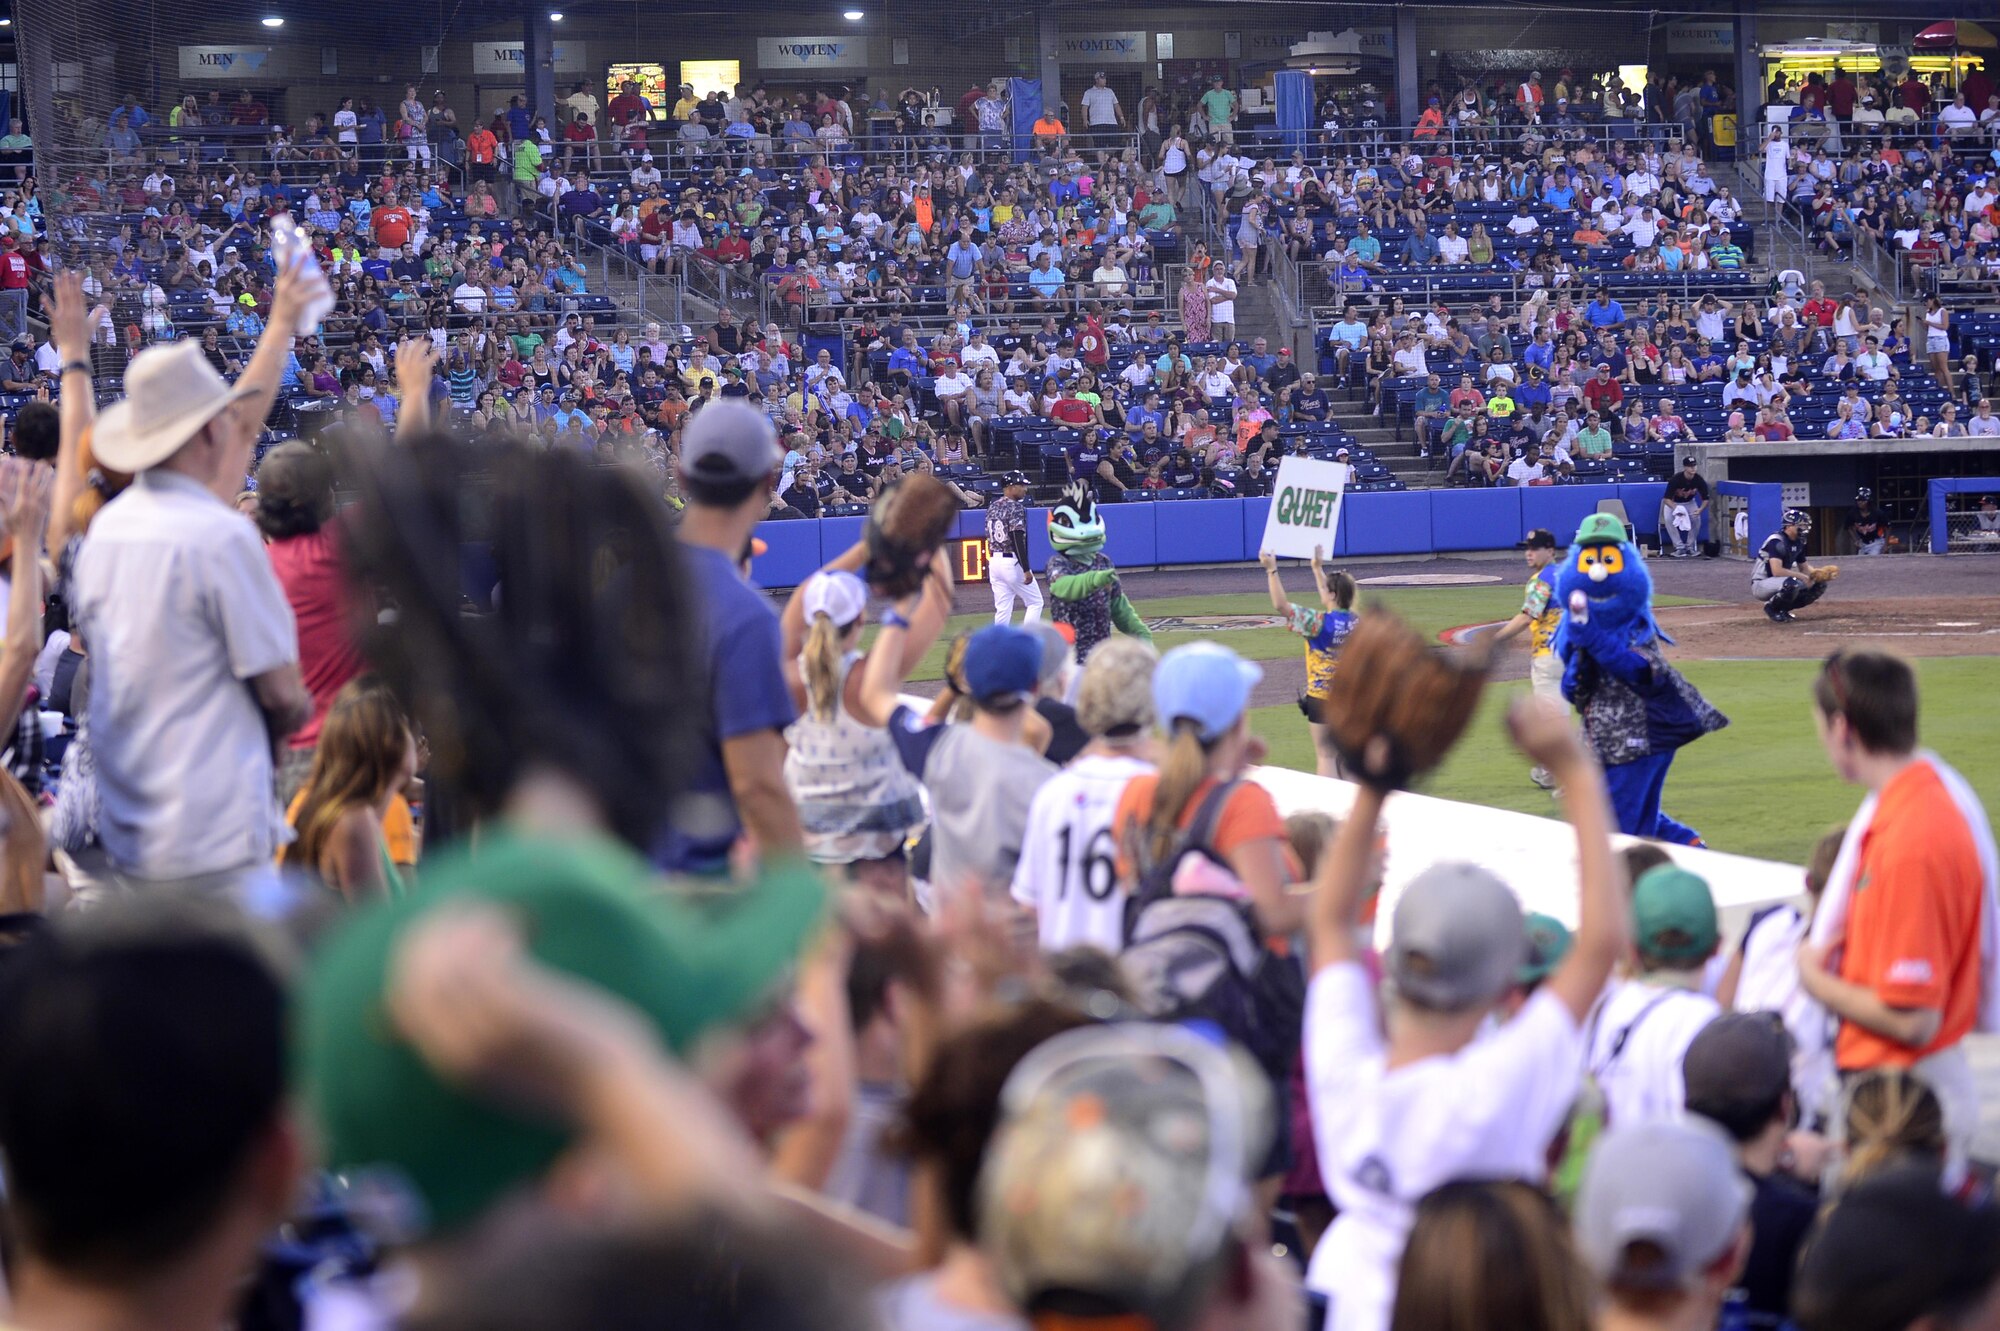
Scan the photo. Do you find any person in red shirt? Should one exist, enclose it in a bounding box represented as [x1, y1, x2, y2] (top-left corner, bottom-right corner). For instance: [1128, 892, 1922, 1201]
[606, 79, 645, 131]
[466, 124, 499, 184]
[712, 225, 750, 268]
[1582, 362, 1625, 415]
[0, 236, 30, 292]
[1899, 74, 1931, 114]
[562, 110, 596, 174]
[1802, 282, 1839, 332]
[1828, 69, 1857, 121]
[369, 192, 412, 257]
[1752, 408, 1794, 441]
[1076, 301, 1109, 371]
[1799, 650, 1995, 1180]
[253, 442, 368, 802]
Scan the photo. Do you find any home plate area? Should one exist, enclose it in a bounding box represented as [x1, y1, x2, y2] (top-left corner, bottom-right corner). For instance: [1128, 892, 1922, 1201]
[1654, 597, 2000, 661]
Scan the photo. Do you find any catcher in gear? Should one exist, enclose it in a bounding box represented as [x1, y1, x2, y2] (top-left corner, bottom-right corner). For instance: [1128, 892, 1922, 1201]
[1045, 481, 1152, 661]
[1554, 512, 1728, 846]
[1753, 508, 1836, 624]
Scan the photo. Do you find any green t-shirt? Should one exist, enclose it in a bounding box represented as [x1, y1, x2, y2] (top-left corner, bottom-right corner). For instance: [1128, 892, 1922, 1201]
[1576, 425, 1613, 457]
[1200, 88, 1236, 126]
[512, 138, 542, 185]
[1137, 201, 1176, 230]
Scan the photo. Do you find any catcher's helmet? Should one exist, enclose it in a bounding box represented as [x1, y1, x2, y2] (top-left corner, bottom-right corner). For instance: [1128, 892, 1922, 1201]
[1783, 508, 1812, 531]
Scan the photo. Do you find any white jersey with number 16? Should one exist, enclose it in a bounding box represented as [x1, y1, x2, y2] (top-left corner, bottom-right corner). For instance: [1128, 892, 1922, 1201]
[1011, 753, 1156, 955]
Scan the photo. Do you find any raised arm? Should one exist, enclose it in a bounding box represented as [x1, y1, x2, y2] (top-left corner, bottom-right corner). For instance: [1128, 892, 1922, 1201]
[0, 469, 50, 725]
[44, 270, 105, 555]
[1258, 548, 1289, 615]
[1307, 779, 1384, 973]
[393, 337, 440, 439]
[849, 555, 953, 728]
[226, 255, 328, 447]
[1509, 696, 1628, 1022]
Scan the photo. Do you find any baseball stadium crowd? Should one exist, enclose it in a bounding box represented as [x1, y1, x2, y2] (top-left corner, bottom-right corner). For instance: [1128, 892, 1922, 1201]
[0, 57, 1995, 1331]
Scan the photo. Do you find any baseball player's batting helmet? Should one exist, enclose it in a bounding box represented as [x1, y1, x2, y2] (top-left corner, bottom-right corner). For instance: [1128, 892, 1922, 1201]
[1855, 487, 1873, 500]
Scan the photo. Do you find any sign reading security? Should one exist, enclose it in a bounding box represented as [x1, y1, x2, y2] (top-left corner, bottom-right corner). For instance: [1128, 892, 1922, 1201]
[178, 45, 279, 79]
[1059, 31, 1147, 63]
[1261, 457, 1352, 559]
[758, 36, 868, 69]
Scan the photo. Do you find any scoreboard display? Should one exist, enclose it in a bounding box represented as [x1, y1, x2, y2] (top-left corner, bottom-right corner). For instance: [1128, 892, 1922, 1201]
[952, 537, 990, 583]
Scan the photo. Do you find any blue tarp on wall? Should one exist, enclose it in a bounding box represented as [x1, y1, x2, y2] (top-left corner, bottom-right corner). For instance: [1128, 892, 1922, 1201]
[1273, 70, 1311, 154]
[1008, 79, 1043, 163]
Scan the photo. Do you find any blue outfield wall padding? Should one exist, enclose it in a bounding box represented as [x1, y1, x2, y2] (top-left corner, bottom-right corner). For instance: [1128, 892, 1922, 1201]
[740, 484, 1795, 588]
[1102, 500, 1159, 567]
[1521, 484, 1622, 546]
[1241, 496, 1273, 554]
[1718, 481, 1785, 556]
[751, 519, 823, 588]
[1929, 476, 2000, 552]
[817, 514, 868, 564]
[1026, 506, 1053, 569]
[1617, 484, 1667, 538]
[1158, 497, 1249, 564]
[1430, 487, 1523, 552]
[1344, 491, 1433, 556]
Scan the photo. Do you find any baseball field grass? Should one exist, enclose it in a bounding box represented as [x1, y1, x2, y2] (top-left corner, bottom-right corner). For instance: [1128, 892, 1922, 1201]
[895, 585, 1999, 867]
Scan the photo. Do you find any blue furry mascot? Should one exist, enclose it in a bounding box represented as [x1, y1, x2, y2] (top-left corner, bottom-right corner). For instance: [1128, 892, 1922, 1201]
[1554, 512, 1728, 845]
[1045, 482, 1153, 661]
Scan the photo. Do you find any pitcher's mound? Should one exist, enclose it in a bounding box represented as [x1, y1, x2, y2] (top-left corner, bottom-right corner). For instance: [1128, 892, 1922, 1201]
[1357, 573, 1504, 587]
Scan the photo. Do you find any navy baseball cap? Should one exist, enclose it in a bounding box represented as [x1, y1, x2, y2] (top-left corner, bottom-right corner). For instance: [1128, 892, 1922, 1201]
[963, 626, 1042, 703]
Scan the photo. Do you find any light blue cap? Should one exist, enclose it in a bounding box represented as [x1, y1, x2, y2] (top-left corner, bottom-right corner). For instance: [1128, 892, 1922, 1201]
[1153, 643, 1263, 742]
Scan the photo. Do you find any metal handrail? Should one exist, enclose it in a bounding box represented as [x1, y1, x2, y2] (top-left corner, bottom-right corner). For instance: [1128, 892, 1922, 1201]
[1303, 267, 1768, 325]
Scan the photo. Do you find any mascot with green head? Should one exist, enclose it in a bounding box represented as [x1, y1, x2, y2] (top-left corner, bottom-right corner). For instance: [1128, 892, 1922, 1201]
[1045, 481, 1153, 661]
[1554, 512, 1728, 845]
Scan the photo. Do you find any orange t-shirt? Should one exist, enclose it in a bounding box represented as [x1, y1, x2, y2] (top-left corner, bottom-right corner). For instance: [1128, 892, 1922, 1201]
[1835, 759, 1986, 1070]
[284, 790, 418, 866]
[1111, 774, 1289, 883]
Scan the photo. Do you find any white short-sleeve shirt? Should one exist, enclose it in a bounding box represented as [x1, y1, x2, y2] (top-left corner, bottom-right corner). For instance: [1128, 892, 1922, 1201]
[1304, 963, 1587, 1331]
[1584, 977, 1721, 1131]
[72, 469, 299, 880]
[1010, 753, 1154, 955]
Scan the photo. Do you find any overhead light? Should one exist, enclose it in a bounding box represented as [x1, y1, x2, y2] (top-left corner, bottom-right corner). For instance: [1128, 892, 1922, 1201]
[0, 18, 13, 25]
[843, 8, 864, 19]
[260, 14, 283, 24]
[548, 10, 562, 18]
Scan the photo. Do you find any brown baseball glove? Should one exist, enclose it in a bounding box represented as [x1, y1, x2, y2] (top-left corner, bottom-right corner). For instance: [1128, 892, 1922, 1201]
[1809, 564, 1839, 584]
[1320, 611, 1491, 791]
[863, 473, 960, 598]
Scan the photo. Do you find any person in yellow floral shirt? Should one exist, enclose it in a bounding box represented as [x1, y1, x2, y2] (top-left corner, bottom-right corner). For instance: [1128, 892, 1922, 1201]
[1260, 544, 1357, 778]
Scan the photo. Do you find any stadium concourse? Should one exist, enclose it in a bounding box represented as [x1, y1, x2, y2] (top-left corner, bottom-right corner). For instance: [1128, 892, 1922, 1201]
[3, 9, 2000, 1331]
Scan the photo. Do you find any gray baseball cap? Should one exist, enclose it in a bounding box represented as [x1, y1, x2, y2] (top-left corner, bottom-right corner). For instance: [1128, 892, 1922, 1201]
[680, 400, 781, 485]
[1575, 1118, 1752, 1293]
[1385, 863, 1526, 1011]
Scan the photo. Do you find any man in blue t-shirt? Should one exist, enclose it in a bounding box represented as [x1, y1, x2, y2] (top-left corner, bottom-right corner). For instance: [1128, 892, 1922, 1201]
[1584, 287, 1626, 331]
[658, 400, 804, 875]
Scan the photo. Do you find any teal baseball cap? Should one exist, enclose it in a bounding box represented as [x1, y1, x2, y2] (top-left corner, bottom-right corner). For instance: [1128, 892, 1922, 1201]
[1574, 512, 1626, 546]
[1632, 864, 1719, 968]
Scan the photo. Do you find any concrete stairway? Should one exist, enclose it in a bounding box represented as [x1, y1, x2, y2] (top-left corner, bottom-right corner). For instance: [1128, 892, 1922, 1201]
[1323, 385, 1442, 487]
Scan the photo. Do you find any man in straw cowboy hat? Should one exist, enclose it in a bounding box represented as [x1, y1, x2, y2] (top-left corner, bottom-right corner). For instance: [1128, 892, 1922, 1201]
[67, 260, 322, 897]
